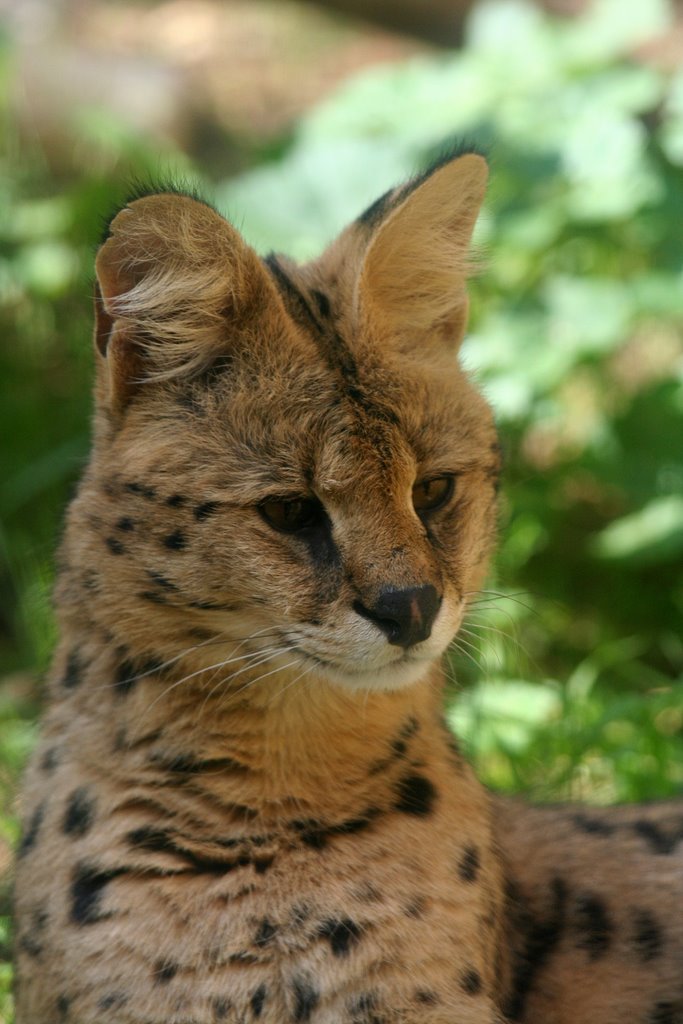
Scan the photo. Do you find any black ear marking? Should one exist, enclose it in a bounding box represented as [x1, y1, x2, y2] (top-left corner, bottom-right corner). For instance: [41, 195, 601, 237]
[356, 138, 488, 229]
[404, 138, 489, 197]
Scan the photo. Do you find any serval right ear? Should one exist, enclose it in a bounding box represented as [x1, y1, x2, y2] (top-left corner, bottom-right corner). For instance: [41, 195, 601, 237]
[94, 190, 281, 412]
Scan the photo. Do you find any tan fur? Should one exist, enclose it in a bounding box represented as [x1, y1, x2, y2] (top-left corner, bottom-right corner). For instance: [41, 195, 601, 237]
[14, 154, 683, 1024]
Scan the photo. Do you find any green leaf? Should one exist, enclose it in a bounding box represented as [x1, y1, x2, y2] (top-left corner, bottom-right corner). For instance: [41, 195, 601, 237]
[14, 241, 79, 297]
[562, 0, 672, 64]
[448, 679, 562, 754]
[592, 496, 683, 564]
[218, 139, 415, 259]
[543, 275, 633, 355]
[660, 73, 683, 164]
[560, 108, 661, 220]
[300, 56, 493, 145]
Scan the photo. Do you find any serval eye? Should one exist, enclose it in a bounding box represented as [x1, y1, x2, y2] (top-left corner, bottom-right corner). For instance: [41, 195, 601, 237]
[412, 475, 455, 514]
[258, 496, 323, 533]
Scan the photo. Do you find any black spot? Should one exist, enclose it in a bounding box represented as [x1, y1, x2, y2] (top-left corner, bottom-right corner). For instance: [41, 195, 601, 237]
[292, 808, 380, 848]
[291, 818, 332, 849]
[211, 996, 232, 1020]
[163, 529, 187, 551]
[127, 825, 242, 874]
[353, 881, 382, 903]
[18, 802, 45, 857]
[574, 893, 613, 960]
[62, 650, 82, 690]
[318, 917, 362, 957]
[292, 976, 319, 1022]
[140, 654, 164, 676]
[98, 993, 128, 1011]
[146, 570, 179, 591]
[458, 843, 480, 882]
[404, 894, 427, 918]
[255, 918, 277, 947]
[166, 493, 186, 507]
[63, 787, 96, 837]
[369, 717, 420, 773]
[128, 825, 188, 853]
[505, 876, 568, 1020]
[70, 863, 125, 925]
[250, 983, 267, 1018]
[41, 746, 58, 772]
[189, 627, 214, 641]
[348, 992, 382, 1024]
[113, 652, 161, 694]
[152, 751, 248, 775]
[414, 989, 439, 1004]
[290, 903, 311, 927]
[394, 773, 436, 816]
[633, 819, 683, 855]
[114, 659, 138, 695]
[333, 808, 382, 836]
[650, 1003, 677, 1024]
[57, 994, 70, 1018]
[572, 814, 616, 837]
[633, 908, 663, 962]
[116, 516, 135, 532]
[139, 590, 168, 605]
[187, 598, 240, 611]
[461, 968, 482, 995]
[82, 569, 99, 591]
[154, 960, 178, 984]
[194, 501, 222, 521]
[106, 536, 126, 555]
[390, 720, 416, 758]
[126, 481, 156, 500]
[312, 289, 331, 318]
[229, 951, 259, 965]
[19, 933, 43, 958]
[32, 905, 49, 933]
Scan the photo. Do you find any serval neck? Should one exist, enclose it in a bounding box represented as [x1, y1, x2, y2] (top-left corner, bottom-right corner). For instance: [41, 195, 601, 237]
[49, 619, 462, 821]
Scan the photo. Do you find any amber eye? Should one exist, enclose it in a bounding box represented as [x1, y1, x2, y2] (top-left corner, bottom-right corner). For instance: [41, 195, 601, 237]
[412, 475, 455, 514]
[258, 496, 324, 533]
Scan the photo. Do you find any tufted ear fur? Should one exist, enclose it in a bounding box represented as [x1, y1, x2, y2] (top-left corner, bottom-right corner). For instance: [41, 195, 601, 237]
[358, 152, 488, 349]
[94, 191, 278, 411]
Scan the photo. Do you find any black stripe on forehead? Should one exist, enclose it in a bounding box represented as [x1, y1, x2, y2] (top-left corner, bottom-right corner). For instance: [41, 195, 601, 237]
[263, 254, 400, 432]
[264, 253, 324, 338]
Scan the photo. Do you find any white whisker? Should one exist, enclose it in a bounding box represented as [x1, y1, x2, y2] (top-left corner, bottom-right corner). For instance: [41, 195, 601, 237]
[137, 644, 289, 720]
[196, 647, 299, 715]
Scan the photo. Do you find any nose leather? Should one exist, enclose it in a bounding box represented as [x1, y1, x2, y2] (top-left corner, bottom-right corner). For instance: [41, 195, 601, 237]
[353, 584, 442, 648]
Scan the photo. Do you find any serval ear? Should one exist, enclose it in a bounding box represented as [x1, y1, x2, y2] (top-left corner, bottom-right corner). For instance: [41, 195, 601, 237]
[94, 189, 278, 411]
[358, 151, 488, 350]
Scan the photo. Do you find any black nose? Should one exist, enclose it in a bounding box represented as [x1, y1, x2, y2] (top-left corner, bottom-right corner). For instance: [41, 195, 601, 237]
[353, 585, 442, 648]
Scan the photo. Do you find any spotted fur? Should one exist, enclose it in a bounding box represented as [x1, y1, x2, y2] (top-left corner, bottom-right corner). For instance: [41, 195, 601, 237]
[14, 153, 683, 1023]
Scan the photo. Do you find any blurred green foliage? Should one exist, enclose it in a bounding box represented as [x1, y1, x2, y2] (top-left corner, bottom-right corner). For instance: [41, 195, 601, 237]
[1, 0, 683, 1014]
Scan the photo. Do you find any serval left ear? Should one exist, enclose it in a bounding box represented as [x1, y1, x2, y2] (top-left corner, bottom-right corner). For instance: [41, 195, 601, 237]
[358, 152, 488, 351]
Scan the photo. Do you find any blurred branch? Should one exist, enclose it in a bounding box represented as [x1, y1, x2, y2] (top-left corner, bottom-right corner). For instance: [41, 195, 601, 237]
[287, 0, 476, 45]
[285, 0, 595, 46]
